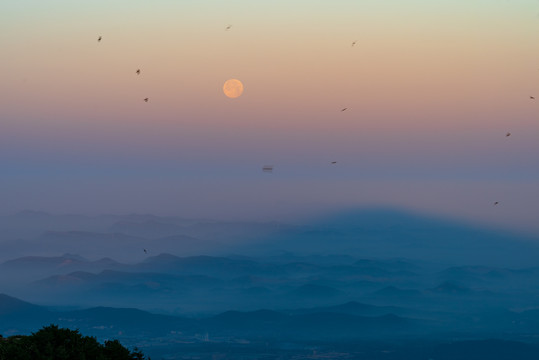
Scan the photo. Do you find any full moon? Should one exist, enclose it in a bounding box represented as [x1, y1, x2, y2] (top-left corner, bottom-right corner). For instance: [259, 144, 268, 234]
[223, 79, 244, 98]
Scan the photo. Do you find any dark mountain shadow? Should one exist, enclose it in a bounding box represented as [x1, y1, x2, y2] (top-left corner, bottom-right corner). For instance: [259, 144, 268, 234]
[251, 207, 539, 267]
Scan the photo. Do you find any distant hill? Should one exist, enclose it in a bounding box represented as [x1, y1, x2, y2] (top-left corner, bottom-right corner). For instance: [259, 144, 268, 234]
[0, 254, 123, 283]
[0, 293, 47, 317]
[136, 254, 273, 278]
[62, 306, 197, 336]
[288, 283, 343, 298]
[438, 265, 539, 290]
[429, 281, 472, 295]
[373, 286, 423, 298]
[32, 269, 223, 296]
[0, 211, 290, 261]
[286, 301, 407, 317]
[0, 294, 54, 333]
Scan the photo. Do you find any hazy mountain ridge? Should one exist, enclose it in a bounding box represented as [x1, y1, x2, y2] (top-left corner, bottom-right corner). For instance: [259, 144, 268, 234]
[3, 293, 539, 344]
[1, 209, 538, 266]
[3, 249, 539, 313]
[0, 294, 414, 340]
[2, 209, 539, 358]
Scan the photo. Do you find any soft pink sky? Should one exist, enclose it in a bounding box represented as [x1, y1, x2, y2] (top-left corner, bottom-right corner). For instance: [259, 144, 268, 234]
[1, 0, 538, 233]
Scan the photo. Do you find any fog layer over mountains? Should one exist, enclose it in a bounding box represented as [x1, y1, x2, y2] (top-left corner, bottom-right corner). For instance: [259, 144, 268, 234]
[2, 209, 539, 359]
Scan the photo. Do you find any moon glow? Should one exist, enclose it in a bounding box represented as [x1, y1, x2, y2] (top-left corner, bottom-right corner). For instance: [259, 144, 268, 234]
[223, 79, 244, 98]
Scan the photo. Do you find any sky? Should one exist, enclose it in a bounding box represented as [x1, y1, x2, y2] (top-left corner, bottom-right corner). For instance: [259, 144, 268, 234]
[1, 0, 538, 233]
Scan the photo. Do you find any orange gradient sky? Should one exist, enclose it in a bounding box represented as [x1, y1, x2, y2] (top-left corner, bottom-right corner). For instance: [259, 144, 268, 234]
[1, 0, 538, 233]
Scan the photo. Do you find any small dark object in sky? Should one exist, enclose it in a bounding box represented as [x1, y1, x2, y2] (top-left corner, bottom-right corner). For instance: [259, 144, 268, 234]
[331, 161, 337, 164]
[262, 165, 273, 173]
[531, 96, 536, 100]
[144, 249, 147, 254]
[225, 25, 232, 31]
[97, 36, 102, 42]
[136, 69, 141, 75]
[506, 132, 511, 137]
[351, 41, 357, 47]
[341, 108, 347, 112]
[494, 202, 499, 206]
[144, 98, 149, 102]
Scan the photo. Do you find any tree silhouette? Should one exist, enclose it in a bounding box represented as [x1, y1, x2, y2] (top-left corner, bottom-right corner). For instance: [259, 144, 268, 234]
[0, 325, 148, 360]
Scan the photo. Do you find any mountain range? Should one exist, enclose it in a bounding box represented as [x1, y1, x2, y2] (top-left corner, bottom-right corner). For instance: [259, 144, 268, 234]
[1, 208, 538, 266]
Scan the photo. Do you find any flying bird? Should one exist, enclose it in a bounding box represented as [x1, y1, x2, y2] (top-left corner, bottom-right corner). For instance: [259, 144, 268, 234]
[331, 161, 337, 164]
[225, 25, 232, 31]
[506, 132, 511, 137]
[494, 202, 499, 206]
[262, 165, 273, 173]
[136, 69, 141, 75]
[351, 41, 357, 47]
[143, 249, 148, 254]
[531, 96, 536, 100]
[97, 36, 102, 42]
[341, 108, 347, 112]
[144, 97, 149, 102]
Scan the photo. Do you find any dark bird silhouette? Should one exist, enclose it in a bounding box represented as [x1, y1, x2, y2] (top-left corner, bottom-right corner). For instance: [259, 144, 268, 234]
[136, 69, 141, 75]
[506, 132, 511, 137]
[97, 36, 102, 42]
[351, 41, 357, 47]
[262, 165, 273, 173]
[144, 249, 147, 254]
[494, 201, 499, 206]
[225, 25, 232, 31]
[144, 98, 149, 102]
[531, 96, 536, 100]
[341, 108, 347, 112]
[331, 161, 337, 164]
